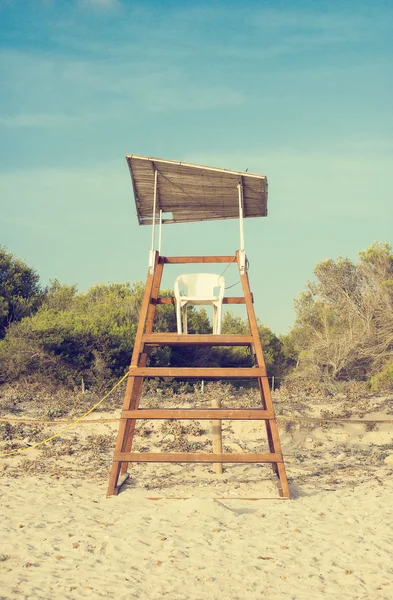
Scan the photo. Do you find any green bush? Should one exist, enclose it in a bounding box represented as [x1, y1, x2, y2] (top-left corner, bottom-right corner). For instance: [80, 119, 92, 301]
[369, 362, 393, 392]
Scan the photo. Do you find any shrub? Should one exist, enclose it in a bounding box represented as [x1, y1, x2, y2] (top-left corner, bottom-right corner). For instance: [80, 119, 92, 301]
[369, 362, 393, 392]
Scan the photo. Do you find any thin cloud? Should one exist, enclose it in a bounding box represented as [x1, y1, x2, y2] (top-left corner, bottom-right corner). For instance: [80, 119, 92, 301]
[0, 48, 246, 122]
[0, 162, 126, 227]
[0, 113, 94, 128]
[78, 0, 121, 9]
[246, 7, 393, 47]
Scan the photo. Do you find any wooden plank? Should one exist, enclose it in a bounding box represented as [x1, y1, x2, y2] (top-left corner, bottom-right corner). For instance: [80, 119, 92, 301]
[119, 256, 165, 476]
[107, 253, 160, 496]
[121, 409, 274, 420]
[114, 452, 282, 463]
[155, 297, 250, 305]
[237, 251, 290, 499]
[161, 256, 236, 264]
[142, 334, 253, 346]
[127, 367, 264, 378]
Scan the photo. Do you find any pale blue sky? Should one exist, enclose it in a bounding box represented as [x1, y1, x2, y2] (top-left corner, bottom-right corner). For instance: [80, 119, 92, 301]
[1, 0, 392, 333]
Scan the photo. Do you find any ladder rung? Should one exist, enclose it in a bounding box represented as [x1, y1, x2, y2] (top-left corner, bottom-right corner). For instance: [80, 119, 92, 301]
[128, 368, 264, 378]
[114, 452, 282, 463]
[142, 334, 254, 347]
[155, 297, 248, 305]
[121, 409, 274, 420]
[161, 256, 236, 264]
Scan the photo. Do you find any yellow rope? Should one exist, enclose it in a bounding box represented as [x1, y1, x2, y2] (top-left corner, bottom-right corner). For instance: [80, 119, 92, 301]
[0, 417, 120, 425]
[0, 372, 129, 458]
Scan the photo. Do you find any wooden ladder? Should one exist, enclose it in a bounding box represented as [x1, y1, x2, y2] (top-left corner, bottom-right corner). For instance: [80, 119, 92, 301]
[106, 252, 290, 498]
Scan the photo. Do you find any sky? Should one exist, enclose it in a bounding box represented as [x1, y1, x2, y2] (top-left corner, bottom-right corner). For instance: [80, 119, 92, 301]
[1, 0, 392, 334]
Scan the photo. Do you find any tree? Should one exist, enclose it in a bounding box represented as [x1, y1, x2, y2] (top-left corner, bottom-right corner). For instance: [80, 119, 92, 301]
[0, 246, 43, 338]
[0, 281, 145, 387]
[287, 242, 393, 381]
[0, 279, 217, 388]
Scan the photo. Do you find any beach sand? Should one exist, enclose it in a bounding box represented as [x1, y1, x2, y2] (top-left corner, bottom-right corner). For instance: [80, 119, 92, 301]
[1, 389, 393, 599]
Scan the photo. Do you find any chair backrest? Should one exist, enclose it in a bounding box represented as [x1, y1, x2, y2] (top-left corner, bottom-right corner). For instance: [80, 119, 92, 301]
[174, 273, 225, 299]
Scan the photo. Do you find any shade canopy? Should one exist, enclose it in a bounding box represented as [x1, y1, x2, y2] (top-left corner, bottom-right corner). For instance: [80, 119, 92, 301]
[126, 154, 268, 225]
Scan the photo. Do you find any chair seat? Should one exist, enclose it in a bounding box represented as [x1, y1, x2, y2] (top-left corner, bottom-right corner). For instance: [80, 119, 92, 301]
[179, 297, 220, 304]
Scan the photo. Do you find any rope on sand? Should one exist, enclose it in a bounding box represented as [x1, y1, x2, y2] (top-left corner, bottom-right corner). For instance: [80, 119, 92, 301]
[0, 372, 129, 458]
[1, 376, 392, 459]
[277, 416, 393, 424]
[1, 413, 392, 428]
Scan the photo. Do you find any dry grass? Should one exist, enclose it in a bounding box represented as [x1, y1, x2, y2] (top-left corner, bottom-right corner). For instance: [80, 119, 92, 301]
[1, 381, 392, 489]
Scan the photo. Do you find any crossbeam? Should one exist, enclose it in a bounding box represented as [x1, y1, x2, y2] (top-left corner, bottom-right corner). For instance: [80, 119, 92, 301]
[121, 409, 274, 420]
[114, 452, 282, 463]
[142, 334, 254, 346]
[160, 256, 236, 264]
[155, 297, 249, 305]
[127, 367, 265, 378]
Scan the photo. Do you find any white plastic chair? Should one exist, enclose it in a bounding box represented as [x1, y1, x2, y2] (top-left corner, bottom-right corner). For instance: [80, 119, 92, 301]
[174, 273, 225, 334]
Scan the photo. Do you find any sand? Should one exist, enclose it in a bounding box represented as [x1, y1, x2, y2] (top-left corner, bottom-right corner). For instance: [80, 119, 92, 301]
[1, 476, 393, 599]
[1, 389, 393, 599]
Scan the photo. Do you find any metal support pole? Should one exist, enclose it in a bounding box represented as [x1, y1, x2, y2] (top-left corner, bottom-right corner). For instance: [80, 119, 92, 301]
[158, 209, 163, 255]
[238, 182, 246, 274]
[149, 170, 158, 273]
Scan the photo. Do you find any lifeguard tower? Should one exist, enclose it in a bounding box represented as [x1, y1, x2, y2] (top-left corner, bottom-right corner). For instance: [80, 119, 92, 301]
[106, 155, 290, 498]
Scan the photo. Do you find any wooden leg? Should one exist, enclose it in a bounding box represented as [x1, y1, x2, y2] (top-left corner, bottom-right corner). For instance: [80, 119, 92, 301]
[107, 374, 145, 495]
[277, 462, 291, 498]
[120, 259, 164, 476]
[257, 377, 278, 476]
[120, 377, 144, 474]
[107, 253, 161, 496]
[237, 251, 290, 499]
[107, 419, 128, 496]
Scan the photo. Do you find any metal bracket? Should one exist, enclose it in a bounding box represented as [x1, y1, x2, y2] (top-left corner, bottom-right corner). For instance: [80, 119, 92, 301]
[239, 249, 246, 274]
[148, 249, 156, 273]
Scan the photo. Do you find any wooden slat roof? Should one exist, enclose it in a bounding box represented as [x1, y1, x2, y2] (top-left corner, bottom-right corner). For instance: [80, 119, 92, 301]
[126, 154, 268, 225]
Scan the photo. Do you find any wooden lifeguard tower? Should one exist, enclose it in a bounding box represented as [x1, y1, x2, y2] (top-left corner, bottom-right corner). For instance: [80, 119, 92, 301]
[106, 155, 290, 498]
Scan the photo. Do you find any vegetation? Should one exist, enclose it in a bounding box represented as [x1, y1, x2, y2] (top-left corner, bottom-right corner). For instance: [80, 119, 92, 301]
[0, 247, 287, 390]
[369, 361, 393, 392]
[287, 242, 393, 388]
[1, 241, 393, 394]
